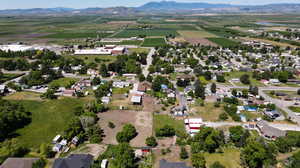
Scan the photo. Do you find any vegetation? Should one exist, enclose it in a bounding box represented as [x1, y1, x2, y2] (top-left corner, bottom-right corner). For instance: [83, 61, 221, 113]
[142, 38, 167, 47]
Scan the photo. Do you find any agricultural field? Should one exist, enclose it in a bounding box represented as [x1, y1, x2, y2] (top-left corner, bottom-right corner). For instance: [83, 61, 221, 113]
[141, 38, 167, 47]
[178, 30, 218, 46]
[113, 28, 178, 38]
[4, 94, 86, 149]
[207, 37, 239, 47]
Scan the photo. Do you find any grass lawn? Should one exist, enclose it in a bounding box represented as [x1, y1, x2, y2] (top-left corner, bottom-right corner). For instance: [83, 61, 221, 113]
[6, 97, 86, 149]
[49, 77, 79, 88]
[204, 147, 241, 168]
[225, 71, 264, 87]
[153, 114, 185, 135]
[191, 103, 225, 121]
[128, 48, 150, 54]
[289, 106, 300, 113]
[112, 87, 131, 94]
[207, 37, 239, 47]
[141, 38, 167, 47]
[178, 30, 217, 38]
[241, 111, 263, 121]
[63, 55, 117, 65]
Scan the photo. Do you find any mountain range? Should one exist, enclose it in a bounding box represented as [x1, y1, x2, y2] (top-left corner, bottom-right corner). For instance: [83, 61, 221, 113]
[1, 1, 300, 15]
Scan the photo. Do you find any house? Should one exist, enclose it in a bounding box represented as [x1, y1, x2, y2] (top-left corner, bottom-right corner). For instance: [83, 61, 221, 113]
[131, 95, 142, 105]
[63, 89, 76, 97]
[256, 120, 286, 140]
[71, 136, 79, 146]
[137, 81, 152, 92]
[0, 158, 39, 168]
[87, 69, 99, 76]
[134, 147, 151, 158]
[52, 143, 63, 152]
[101, 159, 108, 168]
[112, 81, 130, 88]
[0, 84, 8, 95]
[159, 159, 192, 168]
[184, 118, 204, 136]
[53, 154, 94, 168]
[52, 135, 62, 144]
[101, 97, 110, 104]
[269, 79, 280, 85]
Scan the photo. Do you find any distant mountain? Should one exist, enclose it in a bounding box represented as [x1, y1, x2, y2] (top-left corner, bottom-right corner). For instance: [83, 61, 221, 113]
[137, 1, 233, 11]
[1, 1, 300, 15]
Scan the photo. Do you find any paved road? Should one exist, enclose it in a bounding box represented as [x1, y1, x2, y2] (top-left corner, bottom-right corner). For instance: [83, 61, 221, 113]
[142, 47, 155, 77]
[4, 72, 29, 85]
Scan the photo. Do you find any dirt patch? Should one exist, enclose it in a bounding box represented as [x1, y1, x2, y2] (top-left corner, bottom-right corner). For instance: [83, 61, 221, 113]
[184, 37, 218, 46]
[71, 144, 107, 159]
[98, 110, 152, 147]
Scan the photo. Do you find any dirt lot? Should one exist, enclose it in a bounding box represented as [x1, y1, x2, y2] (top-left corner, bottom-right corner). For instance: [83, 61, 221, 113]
[98, 95, 157, 147]
[184, 37, 218, 46]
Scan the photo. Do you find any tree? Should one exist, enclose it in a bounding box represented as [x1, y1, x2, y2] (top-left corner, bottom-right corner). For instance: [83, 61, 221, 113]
[110, 143, 136, 168]
[145, 136, 157, 147]
[39, 143, 55, 158]
[108, 122, 115, 129]
[180, 147, 189, 159]
[288, 150, 300, 168]
[100, 64, 109, 77]
[229, 126, 250, 147]
[211, 83, 216, 94]
[209, 162, 225, 168]
[116, 124, 137, 143]
[191, 153, 206, 168]
[278, 71, 288, 83]
[92, 77, 101, 86]
[241, 139, 277, 168]
[240, 74, 250, 85]
[216, 75, 225, 83]
[155, 125, 175, 137]
[40, 89, 57, 99]
[87, 125, 103, 143]
[297, 89, 300, 95]
[32, 158, 46, 168]
[138, 74, 145, 82]
[219, 113, 228, 121]
[194, 80, 205, 100]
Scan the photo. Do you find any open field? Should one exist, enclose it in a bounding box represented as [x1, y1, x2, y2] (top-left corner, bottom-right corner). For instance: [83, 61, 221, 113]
[141, 38, 167, 47]
[288, 106, 300, 113]
[63, 55, 117, 65]
[190, 103, 226, 121]
[225, 71, 264, 87]
[153, 114, 185, 135]
[207, 37, 239, 47]
[241, 37, 298, 48]
[204, 147, 241, 168]
[4, 95, 85, 149]
[49, 77, 79, 88]
[178, 30, 217, 38]
[113, 28, 178, 38]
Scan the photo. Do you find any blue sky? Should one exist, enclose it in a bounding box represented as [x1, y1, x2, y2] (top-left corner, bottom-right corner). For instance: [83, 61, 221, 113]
[1, 0, 300, 9]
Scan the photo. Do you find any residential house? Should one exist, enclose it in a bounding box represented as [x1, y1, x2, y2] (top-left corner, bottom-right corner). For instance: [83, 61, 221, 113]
[0, 158, 39, 168]
[0, 85, 8, 95]
[256, 120, 286, 140]
[137, 81, 152, 92]
[131, 95, 142, 105]
[184, 118, 204, 136]
[52, 154, 93, 168]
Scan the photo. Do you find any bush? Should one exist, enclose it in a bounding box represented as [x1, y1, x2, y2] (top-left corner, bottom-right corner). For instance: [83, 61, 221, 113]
[116, 124, 137, 143]
[219, 113, 228, 121]
[145, 136, 158, 147]
[210, 161, 225, 168]
[180, 147, 189, 159]
[108, 122, 115, 129]
[240, 74, 250, 85]
[155, 125, 175, 137]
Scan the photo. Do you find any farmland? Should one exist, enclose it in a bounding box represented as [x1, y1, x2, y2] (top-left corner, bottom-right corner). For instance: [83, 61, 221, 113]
[113, 28, 178, 38]
[141, 38, 167, 47]
[207, 37, 239, 47]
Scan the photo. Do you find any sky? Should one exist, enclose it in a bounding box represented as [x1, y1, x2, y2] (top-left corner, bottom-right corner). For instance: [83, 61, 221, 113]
[1, 0, 300, 9]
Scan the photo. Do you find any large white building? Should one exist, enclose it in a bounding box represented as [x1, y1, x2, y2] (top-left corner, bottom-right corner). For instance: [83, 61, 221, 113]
[0, 44, 35, 52]
[74, 45, 125, 55]
[184, 118, 204, 136]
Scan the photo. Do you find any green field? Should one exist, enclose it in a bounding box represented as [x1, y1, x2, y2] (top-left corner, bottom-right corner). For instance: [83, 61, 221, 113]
[141, 38, 167, 47]
[153, 114, 185, 135]
[289, 106, 300, 113]
[204, 147, 241, 168]
[113, 28, 178, 38]
[63, 55, 117, 65]
[49, 78, 79, 88]
[207, 38, 239, 47]
[6, 97, 85, 149]
[178, 30, 217, 38]
[43, 32, 111, 39]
